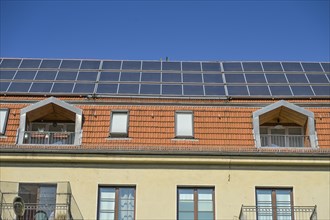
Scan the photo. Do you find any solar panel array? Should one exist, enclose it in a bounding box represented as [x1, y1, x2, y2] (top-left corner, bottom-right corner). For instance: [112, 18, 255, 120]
[0, 58, 329, 98]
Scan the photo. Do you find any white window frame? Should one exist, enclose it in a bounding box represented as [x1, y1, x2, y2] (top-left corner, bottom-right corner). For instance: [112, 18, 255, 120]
[175, 111, 194, 138]
[110, 111, 129, 137]
[0, 109, 9, 135]
[260, 126, 304, 147]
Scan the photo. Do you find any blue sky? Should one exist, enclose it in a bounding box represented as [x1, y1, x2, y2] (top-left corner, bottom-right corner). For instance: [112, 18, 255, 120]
[1, 0, 329, 61]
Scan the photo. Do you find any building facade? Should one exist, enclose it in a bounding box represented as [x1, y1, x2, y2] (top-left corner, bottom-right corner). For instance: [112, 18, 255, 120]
[0, 58, 329, 220]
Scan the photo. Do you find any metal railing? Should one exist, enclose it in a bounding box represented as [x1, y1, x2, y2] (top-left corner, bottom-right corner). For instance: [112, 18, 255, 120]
[0, 182, 83, 220]
[239, 205, 317, 220]
[22, 131, 76, 145]
[260, 135, 310, 148]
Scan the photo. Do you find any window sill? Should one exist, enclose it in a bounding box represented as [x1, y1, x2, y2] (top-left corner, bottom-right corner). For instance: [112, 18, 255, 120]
[172, 138, 199, 142]
[0, 135, 7, 139]
[106, 137, 132, 141]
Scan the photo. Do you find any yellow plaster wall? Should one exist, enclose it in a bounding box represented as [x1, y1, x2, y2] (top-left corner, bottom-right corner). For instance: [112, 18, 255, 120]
[1, 164, 329, 220]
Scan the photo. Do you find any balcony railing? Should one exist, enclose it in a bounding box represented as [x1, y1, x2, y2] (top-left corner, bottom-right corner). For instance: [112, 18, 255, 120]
[239, 205, 317, 220]
[22, 131, 77, 145]
[260, 135, 311, 148]
[0, 182, 83, 220]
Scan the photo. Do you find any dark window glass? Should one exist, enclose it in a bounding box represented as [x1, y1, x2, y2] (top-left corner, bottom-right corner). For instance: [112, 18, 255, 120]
[262, 62, 283, 71]
[202, 62, 221, 71]
[35, 71, 57, 80]
[245, 74, 266, 83]
[80, 60, 100, 69]
[162, 84, 182, 95]
[51, 83, 74, 93]
[204, 86, 225, 95]
[162, 62, 181, 71]
[0, 71, 16, 80]
[56, 71, 78, 80]
[291, 86, 314, 96]
[269, 86, 292, 96]
[122, 61, 141, 70]
[225, 74, 245, 83]
[140, 84, 161, 94]
[203, 74, 223, 83]
[162, 73, 181, 82]
[183, 85, 204, 95]
[120, 72, 140, 81]
[242, 62, 263, 71]
[60, 60, 81, 69]
[0, 82, 10, 92]
[301, 63, 323, 72]
[321, 63, 330, 72]
[19, 59, 41, 68]
[142, 61, 161, 70]
[182, 62, 201, 71]
[312, 86, 330, 96]
[77, 72, 98, 81]
[102, 61, 122, 70]
[227, 85, 249, 96]
[282, 62, 303, 72]
[14, 71, 37, 80]
[30, 83, 53, 93]
[8, 82, 31, 92]
[73, 83, 95, 93]
[141, 72, 161, 82]
[223, 62, 242, 71]
[265, 73, 288, 83]
[97, 84, 118, 94]
[286, 74, 308, 83]
[306, 74, 329, 83]
[118, 84, 139, 94]
[248, 86, 270, 96]
[183, 74, 203, 83]
[99, 72, 120, 81]
[0, 59, 21, 68]
[40, 60, 61, 68]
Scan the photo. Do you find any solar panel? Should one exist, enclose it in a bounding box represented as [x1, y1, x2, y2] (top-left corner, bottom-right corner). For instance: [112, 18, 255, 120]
[56, 71, 78, 81]
[40, 60, 61, 69]
[162, 73, 182, 82]
[102, 61, 122, 70]
[183, 85, 204, 95]
[162, 62, 181, 71]
[51, 83, 74, 93]
[14, 71, 37, 80]
[227, 86, 249, 96]
[242, 62, 263, 71]
[19, 59, 41, 69]
[311, 86, 330, 96]
[203, 73, 223, 83]
[202, 62, 221, 72]
[77, 72, 98, 81]
[286, 74, 308, 83]
[269, 86, 292, 96]
[321, 63, 329, 72]
[29, 83, 53, 93]
[225, 74, 246, 83]
[248, 86, 270, 96]
[223, 62, 242, 71]
[162, 84, 182, 95]
[73, 83, 95, 93]
[265, 73, 288, 83]
[99, 72, 120, 81]
[0, 82, 10, 92]
[0, 59, 21, 68]
[80, 60, 100, 70]
[97, 83, 118, 94]
[204, 85, 225, 95]
[262, 62, 283, 71]
[140, 84, 161, 95]
[301, 63, 323, 72]
[182, 73, 202, 83]
[122, 61, 141, 70]
[120, 72, 140, 81]
[118, 83, 139, 94]
[182, 62, 201, 71]
[291, 86, 314, 96]
[141, 72, 161, 82]
[282, 62, 303, 72]
[8, 82, 32, 92]
[60, 60, 81, 69]
[142, 61, 161, 70]
[0, 71, 16, 80]
[245, 74, 266, 83]
[35, 71, 57, 80]
[306, 74, 329, 83]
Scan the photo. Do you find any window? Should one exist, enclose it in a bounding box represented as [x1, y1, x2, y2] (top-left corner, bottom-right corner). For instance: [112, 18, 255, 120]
[256, 188, 293, 220]
[260, 126, 304, 147]
[110, 111, 129, 137]
[175, 111, 194, 138]
[97, 186, 135, 220]
[0, 109, 9, 135]
[177, 187, 214, 220]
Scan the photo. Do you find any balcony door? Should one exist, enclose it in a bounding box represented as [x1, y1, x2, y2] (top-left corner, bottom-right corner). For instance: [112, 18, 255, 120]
[256, 188, 293, 220]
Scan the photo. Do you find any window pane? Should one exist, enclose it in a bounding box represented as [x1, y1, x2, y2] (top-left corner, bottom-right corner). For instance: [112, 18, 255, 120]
[198, 212, 213, 220]
[100, 188, 116, 199]
[179, 189, 194, 200]
[178, 212, 194, 220]
[198, 201, 213, 211]
[0, 110, 9, 134]
[99, 212, 115, 220]
[176, 113, 193, 137]
[179, 201, 194, 211]
[111, 112, 128, 134]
